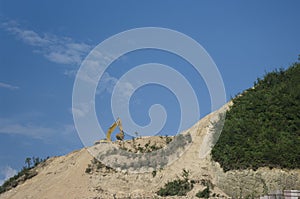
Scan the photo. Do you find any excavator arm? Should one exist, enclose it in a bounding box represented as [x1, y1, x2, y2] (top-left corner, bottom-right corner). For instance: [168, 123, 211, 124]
[106, 121, 118, 141]
[106, 118, 124, 141]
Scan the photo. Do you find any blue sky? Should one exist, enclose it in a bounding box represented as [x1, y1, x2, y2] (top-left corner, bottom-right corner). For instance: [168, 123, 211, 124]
[0, 1, 300, 183]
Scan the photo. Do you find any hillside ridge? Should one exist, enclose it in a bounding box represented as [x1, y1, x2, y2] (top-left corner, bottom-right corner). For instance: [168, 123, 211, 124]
[0, 101, 299, 198]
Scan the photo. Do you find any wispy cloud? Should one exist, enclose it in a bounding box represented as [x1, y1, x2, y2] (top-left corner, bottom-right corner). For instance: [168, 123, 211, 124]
[0, 82, 19, 90]
[100, 73, 135, 101]
[2, 20, 92, 65]
[0, 166, 17, 186]
[65, 71, 121, 95]
[116, 81, 135, 99]
[63, 69, 77, 77]
[0, 122, 56, 139]
[71, 100, 95, 118]
[0, 117, 76, 140]
[70, 72, 135, 117]
[96, 72, 118, 94]
[96, 72, 134, 97]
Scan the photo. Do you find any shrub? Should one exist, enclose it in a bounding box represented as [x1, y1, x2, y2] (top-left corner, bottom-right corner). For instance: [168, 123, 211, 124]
[85, 167, 92, 173]
[157, 179, 193, 196]
[196, 186, 210, 198]
[166, 136, 173, 144]
[156, 169, 193, 196]
[152, 170, 157, 177]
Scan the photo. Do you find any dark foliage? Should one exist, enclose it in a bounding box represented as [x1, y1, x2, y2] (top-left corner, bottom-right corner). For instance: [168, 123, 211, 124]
[0, 156, 48, 194]
[212, 62, 300, 171]
[196, 186, 210, 198]
[85, 158, 115, 174]
[156, 169, 193, 196]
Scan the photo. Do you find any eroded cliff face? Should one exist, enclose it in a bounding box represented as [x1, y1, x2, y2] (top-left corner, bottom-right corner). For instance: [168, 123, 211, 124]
[213, 165, 300, 198]
[1, 102, 299, 199]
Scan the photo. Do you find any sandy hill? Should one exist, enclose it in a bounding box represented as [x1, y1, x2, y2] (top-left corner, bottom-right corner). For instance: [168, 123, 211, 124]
[1, 103, 299, 199]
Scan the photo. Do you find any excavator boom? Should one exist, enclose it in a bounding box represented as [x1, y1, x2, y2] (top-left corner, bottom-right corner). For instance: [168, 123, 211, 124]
[105, 118, 124, 141]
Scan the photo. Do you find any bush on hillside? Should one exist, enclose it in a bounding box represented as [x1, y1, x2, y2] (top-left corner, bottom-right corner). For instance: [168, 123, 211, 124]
[0, 156, 48, 194]
[196, 186, 210, 198]
[156, 169, 193, 196]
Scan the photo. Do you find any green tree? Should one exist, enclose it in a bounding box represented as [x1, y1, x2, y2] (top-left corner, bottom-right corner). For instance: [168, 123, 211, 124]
[32, 157, 40, 167]
[25, 157, 32, 168]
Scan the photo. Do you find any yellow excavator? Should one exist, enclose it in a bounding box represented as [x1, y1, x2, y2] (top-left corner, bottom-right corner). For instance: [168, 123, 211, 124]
[105, 118, 124, 141]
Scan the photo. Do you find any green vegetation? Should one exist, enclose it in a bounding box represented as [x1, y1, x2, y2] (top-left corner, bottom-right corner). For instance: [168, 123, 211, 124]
[212, 61, 300, 171]
[85, 158, 115, 174]
[165, 135, 173, 144]
[195, 179, 214, 198]
[156, 169, 193, 196]
[0, 157, 48, 194]
[196, 186, 210, 198]
[152, 170, 157, 177]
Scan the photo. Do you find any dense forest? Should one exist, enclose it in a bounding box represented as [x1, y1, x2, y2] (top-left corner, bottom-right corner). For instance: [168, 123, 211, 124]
[212, 60, 300, 172]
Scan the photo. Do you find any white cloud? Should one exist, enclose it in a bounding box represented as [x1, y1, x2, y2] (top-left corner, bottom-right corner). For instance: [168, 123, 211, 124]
[96, 72, 118, 94]
[0, 166, 17, 186]
[71, 107, 85, 118]
[2, 20, 92, 65]
[117, 81, 134, 98]
[0, 82, 19, 90]
[0, 123, 56, 139]
[66, 71, 120, 95]
[0, 118, 76, 140]
[96, 72, 134, 98]
[61, 124, 76, 136]
[71, 102, 92, 118]
[63, 69, 77, 77]
[70, 72, 135, 117]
